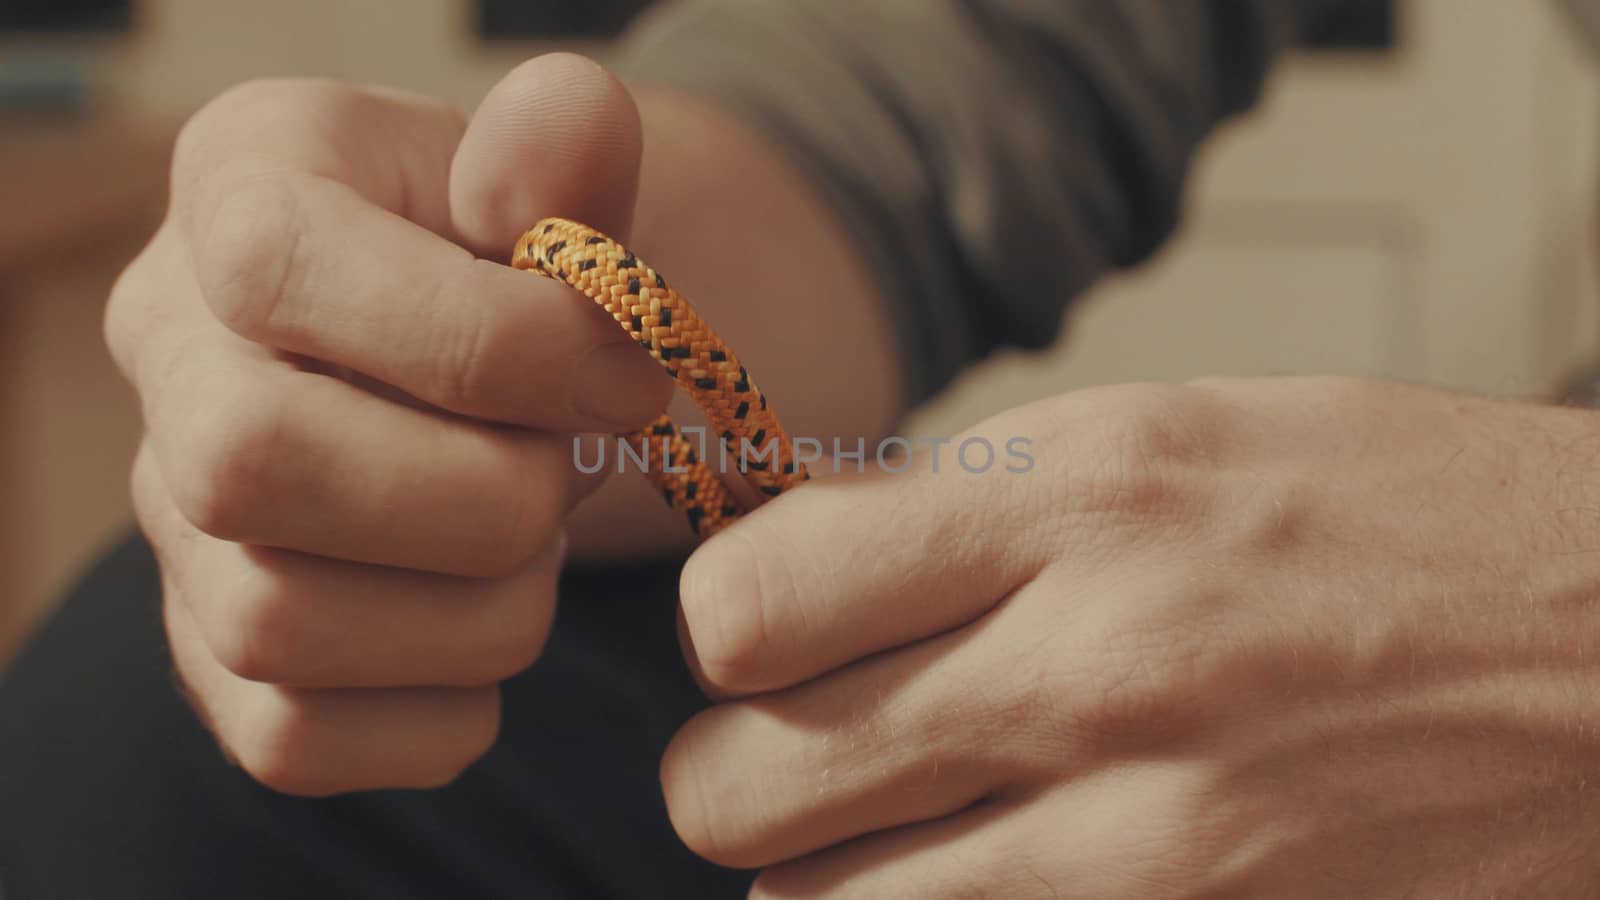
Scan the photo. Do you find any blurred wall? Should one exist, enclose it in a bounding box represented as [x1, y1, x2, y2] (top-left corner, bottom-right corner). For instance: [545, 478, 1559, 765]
[909, 0, 1600, 437]
[0, 119, 172, 662]
[0, 0, 1596, 663]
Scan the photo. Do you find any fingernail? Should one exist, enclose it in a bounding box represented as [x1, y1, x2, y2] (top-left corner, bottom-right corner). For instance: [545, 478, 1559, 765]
[573, 340, 669, 428]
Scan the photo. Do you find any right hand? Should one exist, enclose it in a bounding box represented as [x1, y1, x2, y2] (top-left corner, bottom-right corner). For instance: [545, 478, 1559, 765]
[105, 55, 671, 795]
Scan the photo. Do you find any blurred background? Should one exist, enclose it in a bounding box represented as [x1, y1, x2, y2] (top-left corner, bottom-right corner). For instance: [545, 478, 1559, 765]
[0, 0, 1596, 669]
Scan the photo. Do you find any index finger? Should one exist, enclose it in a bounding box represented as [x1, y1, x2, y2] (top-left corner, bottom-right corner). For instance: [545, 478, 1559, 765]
[171, 79, 465, 239]
[678, 439, 1046, 699]
[172, 76, 667, 430]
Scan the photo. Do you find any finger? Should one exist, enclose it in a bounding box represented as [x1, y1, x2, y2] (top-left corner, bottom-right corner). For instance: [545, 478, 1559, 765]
[162, 572, 501, 797]
[753, 768, 1213, 900]
[176, 76, 667, 429]
[134, 445, 563, 687]
[678, 429, 1049, 697]
[105, 224, 206, 387]
[137, 332, 590, 577]
[750, 800, 1013, 900]
[188, 166, 667, 430]
[661, 617, 1019, 870]
[449, 52, 641, 257]
[172, 79, 467, 236]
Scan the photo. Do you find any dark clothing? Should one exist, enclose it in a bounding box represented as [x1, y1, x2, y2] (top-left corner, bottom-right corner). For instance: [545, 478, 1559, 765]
[0, 535, 751, 899]
[12, 0, 1589, 897]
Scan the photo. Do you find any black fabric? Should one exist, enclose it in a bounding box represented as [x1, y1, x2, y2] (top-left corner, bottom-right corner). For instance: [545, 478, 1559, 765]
[0, 532, 751, 900]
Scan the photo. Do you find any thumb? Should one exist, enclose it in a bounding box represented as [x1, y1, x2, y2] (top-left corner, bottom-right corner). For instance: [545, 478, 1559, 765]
[450, 53, 643, 259]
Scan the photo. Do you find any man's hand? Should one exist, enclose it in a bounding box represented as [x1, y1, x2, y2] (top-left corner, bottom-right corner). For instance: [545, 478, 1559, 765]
[665, 377, 1600, 898]
[106, 55, 671, 795]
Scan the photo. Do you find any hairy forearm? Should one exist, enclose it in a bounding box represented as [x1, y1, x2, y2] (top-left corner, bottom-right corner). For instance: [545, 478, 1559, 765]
[566, 86, 902, 560]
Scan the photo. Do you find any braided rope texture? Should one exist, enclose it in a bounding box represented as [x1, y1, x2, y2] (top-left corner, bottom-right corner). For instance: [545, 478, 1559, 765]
[513, 218, 809, 538]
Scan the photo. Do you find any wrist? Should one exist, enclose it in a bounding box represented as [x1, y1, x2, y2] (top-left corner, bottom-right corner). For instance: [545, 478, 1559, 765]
[566, 85, 902, 560]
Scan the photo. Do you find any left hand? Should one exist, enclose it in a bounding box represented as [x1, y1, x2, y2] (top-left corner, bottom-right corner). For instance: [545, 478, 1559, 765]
[661, 376, 1600, 898]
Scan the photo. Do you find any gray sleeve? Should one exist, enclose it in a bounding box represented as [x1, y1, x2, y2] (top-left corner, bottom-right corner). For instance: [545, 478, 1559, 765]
[614, 0, 1338, 405]
[1557, 0, 1600, 51]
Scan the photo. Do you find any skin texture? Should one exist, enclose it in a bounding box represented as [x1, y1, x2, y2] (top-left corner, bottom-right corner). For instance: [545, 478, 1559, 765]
[106, 53, 1600, 895]
[105, 56, 892, 795]
[668, 377, 1600, 898]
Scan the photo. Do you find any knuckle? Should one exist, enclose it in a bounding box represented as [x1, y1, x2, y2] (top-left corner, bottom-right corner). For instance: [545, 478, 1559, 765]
[469, 638, 544, 688]
[422, 262, 503, 413]
[678, 530, 786, 692]
[178, 80, 372, 345]
[227, 700, 335, 796]
[171, 82, 263, 179]
[234, 748, 329, 797]
[128, 442, 166, 541]
[470, 574, 558, 685]
[1223, 474, 1315, 560]
[1077, 436, 1173, 523]
[167, 386, 286, 540]
[103, 273, 142, 358]
[441, 436, 572, 578]
[432, 699, 502, 787]
[174, 77, 346, 176]
[231, 690, 501, 797]
[659, 715, 742, 866]
[208, 564, 306, 684]
[192, 174, 304, 342]
[1094, 384, 1202, 464]
[179, 79, 292, 141]
[232, 748, 318, 796]
[386, 690, 502, 792]
[1067, 384, 1219, 519]
[465, 487, 561, 579]
[103, 236, 166, 375]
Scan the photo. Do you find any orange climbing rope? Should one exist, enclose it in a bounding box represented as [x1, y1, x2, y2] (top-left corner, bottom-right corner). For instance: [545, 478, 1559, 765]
[513, 218, 808, 538]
